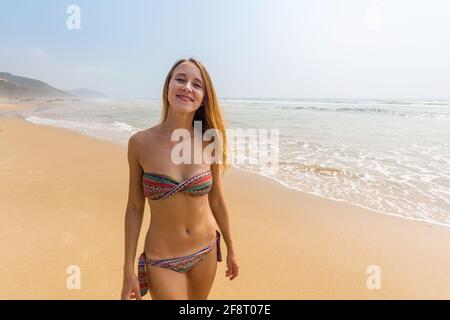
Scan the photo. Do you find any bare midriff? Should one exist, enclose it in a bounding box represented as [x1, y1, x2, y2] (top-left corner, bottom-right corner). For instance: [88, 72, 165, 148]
[143, 193, 217, 260]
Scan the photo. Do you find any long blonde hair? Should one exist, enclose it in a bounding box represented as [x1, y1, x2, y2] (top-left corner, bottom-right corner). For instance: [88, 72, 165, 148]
[161, 58, 228, 172]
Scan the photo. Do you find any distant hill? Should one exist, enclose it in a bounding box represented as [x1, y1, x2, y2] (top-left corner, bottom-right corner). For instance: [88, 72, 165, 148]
[68, 88, 108, 99]
[0, 72, 74, 99]
[0, 79, 28, 98]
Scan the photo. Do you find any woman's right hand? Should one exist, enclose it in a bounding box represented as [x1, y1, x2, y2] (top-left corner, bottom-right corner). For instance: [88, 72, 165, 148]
[121, 269, 142, 300]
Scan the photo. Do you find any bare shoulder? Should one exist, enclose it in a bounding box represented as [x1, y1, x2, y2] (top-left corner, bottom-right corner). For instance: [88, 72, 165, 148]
[129, 126, 157, 145]
[128, 130, 143, 150]
[127, 129, 149, 157]
[128, 125, 161, 156]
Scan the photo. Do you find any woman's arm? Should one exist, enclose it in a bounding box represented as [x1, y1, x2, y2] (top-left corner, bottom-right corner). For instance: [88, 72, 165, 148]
[123, 132, 145, 271]
[208, 164, 239, 280]
[208, 164, 235, 254]
[121, 133, 147, 299]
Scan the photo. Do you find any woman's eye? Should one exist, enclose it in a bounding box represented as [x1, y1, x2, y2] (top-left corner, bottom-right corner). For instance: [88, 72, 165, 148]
[176, 79, 201, 89]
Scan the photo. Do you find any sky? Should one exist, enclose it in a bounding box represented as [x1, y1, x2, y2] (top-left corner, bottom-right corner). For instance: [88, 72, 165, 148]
[1, 0, 450, 99]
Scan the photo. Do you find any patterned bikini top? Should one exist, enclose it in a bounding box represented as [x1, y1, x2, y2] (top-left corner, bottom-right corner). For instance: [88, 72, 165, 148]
[142, 170, 213, 200]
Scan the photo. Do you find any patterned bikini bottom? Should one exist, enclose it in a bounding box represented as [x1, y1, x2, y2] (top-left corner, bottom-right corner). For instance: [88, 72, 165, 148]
[138, 230, 222, 297]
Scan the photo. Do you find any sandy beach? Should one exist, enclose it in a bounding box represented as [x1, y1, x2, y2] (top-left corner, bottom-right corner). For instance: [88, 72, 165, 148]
[0, 102, 36, 112]
[1, 103, 450, 300]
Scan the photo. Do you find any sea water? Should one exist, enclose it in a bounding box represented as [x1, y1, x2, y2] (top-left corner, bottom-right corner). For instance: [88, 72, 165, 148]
[6, 98, 450, 227]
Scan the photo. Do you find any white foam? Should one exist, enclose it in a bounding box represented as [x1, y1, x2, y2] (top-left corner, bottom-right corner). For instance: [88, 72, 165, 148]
[20, 99, 450, 229]
[231, 165, 450, 229]
[25, 116, 140, 145]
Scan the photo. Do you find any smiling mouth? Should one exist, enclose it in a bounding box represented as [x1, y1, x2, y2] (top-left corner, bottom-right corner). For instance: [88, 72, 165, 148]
[176, 95, 194, 102]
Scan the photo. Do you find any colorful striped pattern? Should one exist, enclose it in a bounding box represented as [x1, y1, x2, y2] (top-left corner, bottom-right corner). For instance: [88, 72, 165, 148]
[137, 231, 222, 297]
[137, 252, 149, 297]
[142, 170, 213, 200]
[147, 243, 214, 273]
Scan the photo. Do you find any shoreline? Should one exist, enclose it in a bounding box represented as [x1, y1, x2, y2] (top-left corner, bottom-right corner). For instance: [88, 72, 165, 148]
[2, 102, 449, 230]
[2, 103, 450, 299]
[231, 165, 450, 231]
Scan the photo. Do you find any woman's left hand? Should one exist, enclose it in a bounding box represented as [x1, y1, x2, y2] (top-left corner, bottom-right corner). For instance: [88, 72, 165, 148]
[225, 252, 239, 280]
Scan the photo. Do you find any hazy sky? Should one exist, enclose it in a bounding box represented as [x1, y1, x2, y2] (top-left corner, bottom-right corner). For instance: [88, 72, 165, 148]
[1, 0, 449, 99]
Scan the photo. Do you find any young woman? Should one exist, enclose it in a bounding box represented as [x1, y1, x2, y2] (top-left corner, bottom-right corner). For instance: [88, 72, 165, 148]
[121, 58, 239, 300]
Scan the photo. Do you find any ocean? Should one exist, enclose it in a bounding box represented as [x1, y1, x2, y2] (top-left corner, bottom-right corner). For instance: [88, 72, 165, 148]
[4, 98, 450, 227]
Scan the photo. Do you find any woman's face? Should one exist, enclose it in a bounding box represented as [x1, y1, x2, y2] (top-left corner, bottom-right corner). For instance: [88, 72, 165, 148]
[167, 61, 205, 115]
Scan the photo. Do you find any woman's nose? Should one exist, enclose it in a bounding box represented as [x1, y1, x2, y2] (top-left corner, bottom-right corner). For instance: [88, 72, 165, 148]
[181, 82, 193, 92]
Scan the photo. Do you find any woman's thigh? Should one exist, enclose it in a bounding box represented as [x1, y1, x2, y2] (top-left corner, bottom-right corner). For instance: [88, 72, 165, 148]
[186, 245, 218, 300]
[147, 264, 189, 300]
